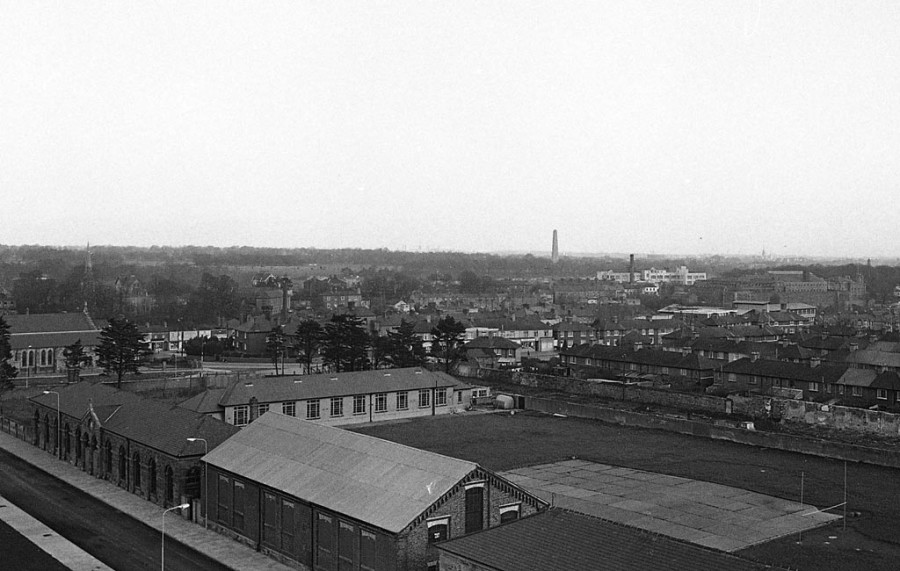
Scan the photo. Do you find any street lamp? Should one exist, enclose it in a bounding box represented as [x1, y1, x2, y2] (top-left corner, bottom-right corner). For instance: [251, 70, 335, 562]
[186, 437, 208, 529]
[42, 391, 60, 459]
[161, 503, 190, 571]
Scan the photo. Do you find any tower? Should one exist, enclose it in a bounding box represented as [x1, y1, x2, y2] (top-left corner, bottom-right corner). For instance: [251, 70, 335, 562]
[551, 230, 559, 264]
[80, 243, 96, 310]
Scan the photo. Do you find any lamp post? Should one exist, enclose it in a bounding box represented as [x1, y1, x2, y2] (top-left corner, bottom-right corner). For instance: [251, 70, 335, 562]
[186, 437, 208, 529]
[161, 503, 190, 571]
[42, 390, 60, 458]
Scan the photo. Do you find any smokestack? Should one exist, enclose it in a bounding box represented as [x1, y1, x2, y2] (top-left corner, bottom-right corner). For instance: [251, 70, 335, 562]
[629, 254, 635, 283]
[552, 230, 559, 264]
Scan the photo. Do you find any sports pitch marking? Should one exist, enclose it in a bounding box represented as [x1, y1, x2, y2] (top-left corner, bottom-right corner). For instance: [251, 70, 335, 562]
[502, 459, 840, 552]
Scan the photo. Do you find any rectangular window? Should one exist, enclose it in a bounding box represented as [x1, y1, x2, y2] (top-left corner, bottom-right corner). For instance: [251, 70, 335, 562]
[727, 373, 736, 383]
[234, 405, 249, 426]
[258, 403, 270, 415]
[353, 395, 366, 415]
[877, 389, 887, 400]
[809, 382, 819, 392]
[396, 392, 408, 410]
[435, 388, 447, 407]
[283, 401, 296, 417]
[233, 481, 245, 531]
[750, 376, 758, 385]
[331, 397, 344, 417]
[306, 399, 320, 420]
[419, 389, 430, 408]
[374, 393, 387, 413]
[852, 386, 862, 397]
[457, 391, 463, 404]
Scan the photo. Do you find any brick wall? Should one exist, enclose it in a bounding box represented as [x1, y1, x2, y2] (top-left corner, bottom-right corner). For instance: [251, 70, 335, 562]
[475, 369, 727, 414]
[399, 471, 543, 571]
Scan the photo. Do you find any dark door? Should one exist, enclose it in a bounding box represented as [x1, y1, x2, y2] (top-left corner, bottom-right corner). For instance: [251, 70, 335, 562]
[464, 487, 484, 534]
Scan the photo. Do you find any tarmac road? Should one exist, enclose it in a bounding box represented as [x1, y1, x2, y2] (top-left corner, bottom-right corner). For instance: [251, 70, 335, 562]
[0, 448, 232, 571]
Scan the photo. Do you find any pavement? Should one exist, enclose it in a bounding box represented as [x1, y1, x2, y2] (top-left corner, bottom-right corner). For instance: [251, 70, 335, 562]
[0, 430, 293, 571]
[502, 459, 841, 553]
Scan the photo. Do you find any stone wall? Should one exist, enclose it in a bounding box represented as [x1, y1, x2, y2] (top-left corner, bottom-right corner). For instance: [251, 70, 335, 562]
[731, 394, 900, 436]
[525, 396, 900, 469]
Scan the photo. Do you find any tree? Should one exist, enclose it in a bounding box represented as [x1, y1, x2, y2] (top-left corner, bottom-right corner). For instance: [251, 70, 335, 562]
[96, 317, 152, 388]
[370, 332, 394, 369]
[0, 316, 17, 394]
[385, 320, 427, 368]
[430, 316, 467, 374]
[293, 319, 324, 375]
[62, 338, 92, 382]
[184, 335, 224, 358]
[321, 314, 370, 372]
[266, 326, 287, 376]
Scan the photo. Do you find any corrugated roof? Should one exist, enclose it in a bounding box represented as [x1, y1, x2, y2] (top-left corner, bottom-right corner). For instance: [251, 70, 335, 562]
[436, 509, 786, 571]
[203, 412, 477, 533]
[217, 367, 464, 406]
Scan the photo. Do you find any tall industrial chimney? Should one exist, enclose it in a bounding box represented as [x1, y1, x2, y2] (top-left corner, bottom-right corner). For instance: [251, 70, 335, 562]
[629, 254, 635, 283]
[551, 230, 559, 264]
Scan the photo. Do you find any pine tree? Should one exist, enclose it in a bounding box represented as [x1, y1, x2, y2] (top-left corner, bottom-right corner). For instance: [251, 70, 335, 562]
[0, 316, 18, 394]
[96, 317, 152, 388]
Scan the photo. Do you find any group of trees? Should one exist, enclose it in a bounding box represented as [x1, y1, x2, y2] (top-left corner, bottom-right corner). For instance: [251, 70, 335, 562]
[264, 315, 468, 376]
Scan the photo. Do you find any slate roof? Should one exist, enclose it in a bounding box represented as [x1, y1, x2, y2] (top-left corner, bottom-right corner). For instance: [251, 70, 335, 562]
[5, 312, 99, 334]
[203, 412, 480, 534]
[216, 367, 465, 407]
[6, 312, 103, 350]
[722, 358, 850, 384]
[179, 388, 228, 414]
[464, 337, 521, 350]
[870, 371, 900, 390]
[30, 381, 239, 456]
[435, 509, 787, 571]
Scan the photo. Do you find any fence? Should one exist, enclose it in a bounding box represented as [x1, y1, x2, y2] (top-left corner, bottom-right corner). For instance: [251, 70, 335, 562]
[0, 416, 32, 443]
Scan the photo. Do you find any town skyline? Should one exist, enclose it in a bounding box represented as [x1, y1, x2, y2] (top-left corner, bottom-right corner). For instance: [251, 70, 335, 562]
[3, 2, 899, 258]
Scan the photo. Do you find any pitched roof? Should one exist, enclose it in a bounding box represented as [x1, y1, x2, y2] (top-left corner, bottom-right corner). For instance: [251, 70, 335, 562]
[722, 358, 849, 383]
[203, 412, 478, 533]
[217, 367, 464, 407]
[435, 509, 786, 571]
[7, 312, 102, 349]
[5, 312, 99, 334]
[30, 381, 239, 456]
[464, 337, 521, 350]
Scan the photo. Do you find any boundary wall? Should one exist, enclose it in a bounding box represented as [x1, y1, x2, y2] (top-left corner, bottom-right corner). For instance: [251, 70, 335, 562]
[526, 396, 900, 469]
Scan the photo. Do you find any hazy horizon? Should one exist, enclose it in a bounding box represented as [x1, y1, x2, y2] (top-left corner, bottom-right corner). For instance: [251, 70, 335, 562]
[3, 2, 898, 258]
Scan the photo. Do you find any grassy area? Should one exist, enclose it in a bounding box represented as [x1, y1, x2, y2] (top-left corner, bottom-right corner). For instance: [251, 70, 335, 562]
[352, 410, 900, 571]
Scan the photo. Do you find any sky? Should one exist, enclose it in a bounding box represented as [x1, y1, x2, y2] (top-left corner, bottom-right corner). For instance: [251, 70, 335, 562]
[2, 1, 899, 258]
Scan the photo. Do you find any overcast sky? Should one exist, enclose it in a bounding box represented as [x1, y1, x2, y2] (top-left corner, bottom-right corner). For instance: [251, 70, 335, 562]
[2, 2, 898, 258]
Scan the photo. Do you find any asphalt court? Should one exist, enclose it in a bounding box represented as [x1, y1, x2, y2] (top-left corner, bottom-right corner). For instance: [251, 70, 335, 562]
[502, 459, 840, 552]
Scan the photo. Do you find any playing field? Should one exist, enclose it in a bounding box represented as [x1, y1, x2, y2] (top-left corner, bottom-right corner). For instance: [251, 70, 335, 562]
[352, 410, 900, 571]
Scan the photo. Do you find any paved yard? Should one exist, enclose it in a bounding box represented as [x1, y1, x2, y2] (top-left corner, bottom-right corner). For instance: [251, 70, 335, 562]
[503, 459, 839, 552]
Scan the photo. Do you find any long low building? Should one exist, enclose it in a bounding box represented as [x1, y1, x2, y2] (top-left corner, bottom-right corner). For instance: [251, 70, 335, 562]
[180, 367, 474, 427]
[203, 411, 547, 571]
